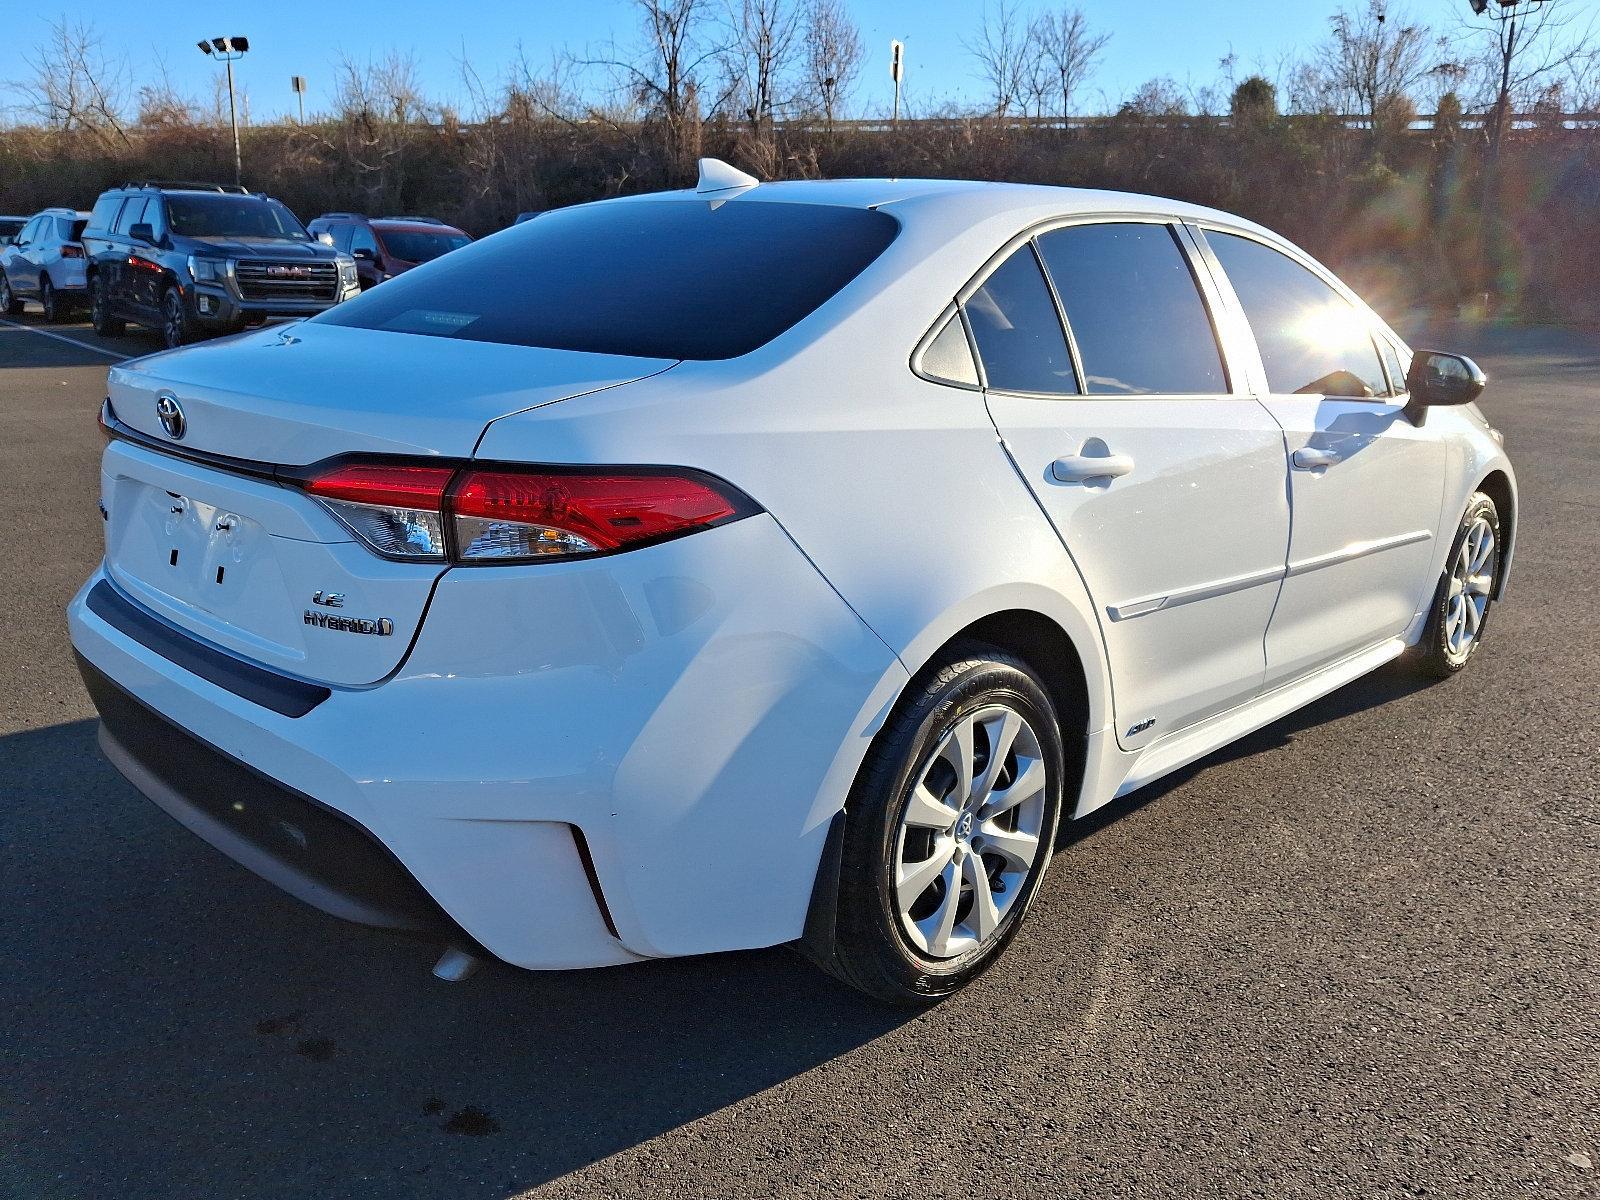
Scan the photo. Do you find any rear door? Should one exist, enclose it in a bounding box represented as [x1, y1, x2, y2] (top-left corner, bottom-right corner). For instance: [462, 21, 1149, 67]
[1197, 228, 1446, 686]
[978, 219, 1291, 749]
[11, 218, 43, 293]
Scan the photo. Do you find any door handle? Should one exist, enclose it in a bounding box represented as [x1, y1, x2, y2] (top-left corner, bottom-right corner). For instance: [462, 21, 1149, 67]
[1292, 446, 1342, 470]
[1052, 452, 1135, 483]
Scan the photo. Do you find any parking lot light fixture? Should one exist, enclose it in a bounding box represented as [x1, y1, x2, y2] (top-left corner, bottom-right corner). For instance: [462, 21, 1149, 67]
[197, 36, 250, 187]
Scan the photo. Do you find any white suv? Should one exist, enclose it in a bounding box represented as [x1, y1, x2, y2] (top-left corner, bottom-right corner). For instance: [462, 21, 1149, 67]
[0, 208, 90, 322]
[68, 164, 1515, 1004]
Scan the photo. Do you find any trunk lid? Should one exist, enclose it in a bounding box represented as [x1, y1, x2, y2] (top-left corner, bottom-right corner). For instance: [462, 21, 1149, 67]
[101, 324, 676, 686]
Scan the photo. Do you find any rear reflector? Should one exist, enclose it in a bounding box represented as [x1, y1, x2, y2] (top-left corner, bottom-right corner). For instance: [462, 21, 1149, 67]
[296, 461, 755, 564]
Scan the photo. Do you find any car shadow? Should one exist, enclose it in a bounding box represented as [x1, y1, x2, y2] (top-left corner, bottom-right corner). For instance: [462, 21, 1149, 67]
[1060, 655, 1437, 848]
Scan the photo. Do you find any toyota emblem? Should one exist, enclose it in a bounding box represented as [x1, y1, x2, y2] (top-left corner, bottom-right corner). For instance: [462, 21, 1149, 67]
[155, 394, 186, 440]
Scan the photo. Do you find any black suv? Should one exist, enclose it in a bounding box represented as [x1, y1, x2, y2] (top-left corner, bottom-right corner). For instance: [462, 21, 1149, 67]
[83, 182, 358, 348]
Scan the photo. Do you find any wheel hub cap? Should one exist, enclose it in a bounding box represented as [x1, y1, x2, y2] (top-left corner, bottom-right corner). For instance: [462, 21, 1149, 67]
[892, 704, 1047, 960]
[1444, 516, 1496, 658]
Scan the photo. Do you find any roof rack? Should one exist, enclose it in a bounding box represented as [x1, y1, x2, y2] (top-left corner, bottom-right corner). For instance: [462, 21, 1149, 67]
[120, 181, 250, 194]
[381, 215, 447, 225]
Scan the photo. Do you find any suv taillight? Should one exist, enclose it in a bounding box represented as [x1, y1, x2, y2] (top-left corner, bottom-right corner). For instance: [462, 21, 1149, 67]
[299, 462, 756, 564]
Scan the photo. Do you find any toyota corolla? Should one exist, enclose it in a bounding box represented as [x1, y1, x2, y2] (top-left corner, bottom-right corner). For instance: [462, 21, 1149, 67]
[68, 161, 1516, 1003]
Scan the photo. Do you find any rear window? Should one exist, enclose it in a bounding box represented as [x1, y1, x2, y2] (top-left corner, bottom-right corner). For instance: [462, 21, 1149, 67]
[59, 217, 88, 241]
[315, 199, 900, 360]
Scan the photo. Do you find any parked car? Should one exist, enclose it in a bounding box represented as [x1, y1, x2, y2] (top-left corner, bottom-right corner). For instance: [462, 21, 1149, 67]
[305, 212, 471, 289]
[82, 181, 358, 349]
[0, 215, 28, 244]
[0, 208, 90, 321]
[70, 163, 1516, 1004]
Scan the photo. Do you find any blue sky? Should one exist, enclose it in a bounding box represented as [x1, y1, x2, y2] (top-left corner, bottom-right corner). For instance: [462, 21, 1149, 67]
[6, 1, 1478, 122]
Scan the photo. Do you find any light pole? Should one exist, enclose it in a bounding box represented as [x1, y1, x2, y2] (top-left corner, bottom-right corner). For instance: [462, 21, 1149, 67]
[198, 36, 250, 186]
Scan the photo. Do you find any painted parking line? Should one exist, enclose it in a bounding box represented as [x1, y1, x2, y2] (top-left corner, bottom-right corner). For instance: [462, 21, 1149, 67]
[0, 317, 133, 361]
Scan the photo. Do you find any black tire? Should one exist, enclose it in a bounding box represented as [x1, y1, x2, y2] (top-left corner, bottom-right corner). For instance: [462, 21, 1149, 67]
[0, 272, 21, 317]
[160, 286, 194, 349]
[40, 276, 61, 323]
[818, 644, 1066, 1005]
[1416, 491, 1501, 678]
[90, 276, 124, 336]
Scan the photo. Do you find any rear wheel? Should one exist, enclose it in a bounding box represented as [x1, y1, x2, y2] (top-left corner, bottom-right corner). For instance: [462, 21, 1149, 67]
[90, 276, 124, 336]
[40, 276, 61, 323]
[0, 272, 21, 317]
[1417, 491, 1501, 677]
[819, 646, 1065, 1005]
[160, 286, 194, 349]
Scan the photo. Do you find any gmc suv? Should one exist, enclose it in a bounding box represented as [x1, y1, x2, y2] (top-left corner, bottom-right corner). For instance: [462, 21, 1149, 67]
[83, 182, 358, 348]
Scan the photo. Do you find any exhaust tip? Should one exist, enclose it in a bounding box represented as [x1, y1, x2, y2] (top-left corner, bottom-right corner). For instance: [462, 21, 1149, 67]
[431, 944, 481, 983]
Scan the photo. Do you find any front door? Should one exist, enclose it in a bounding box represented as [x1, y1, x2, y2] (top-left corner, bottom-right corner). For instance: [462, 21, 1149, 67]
[1200, 229, 1446, 687]
[974, 221, 1291, 750]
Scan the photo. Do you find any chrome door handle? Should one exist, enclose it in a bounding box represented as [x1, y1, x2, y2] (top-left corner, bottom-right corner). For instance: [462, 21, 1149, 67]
[1052, 452, 1135, 483]
[1292, 446, 1342, 470]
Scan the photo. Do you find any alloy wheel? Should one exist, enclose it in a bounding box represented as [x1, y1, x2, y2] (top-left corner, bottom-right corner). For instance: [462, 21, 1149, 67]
[1445, 515, 1496, 658]
[893, 704, 1047, 959]
[163, 292, 185, 348]
[0, 276, 13, 313]
[41, 279, 56, 322]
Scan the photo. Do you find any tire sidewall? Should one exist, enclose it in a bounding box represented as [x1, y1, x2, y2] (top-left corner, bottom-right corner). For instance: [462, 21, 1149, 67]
[162, 288, 188, 348]
[841, 654, 1065, 1002]
[41, 277, 56, 322]
[1428, 492, 1501, 672]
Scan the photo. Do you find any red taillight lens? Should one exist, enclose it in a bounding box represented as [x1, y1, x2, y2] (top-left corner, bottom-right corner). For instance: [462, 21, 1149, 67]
[61, 245, 84, 259]
[303, 464, 455, 560]
[451, 469, 743, 561]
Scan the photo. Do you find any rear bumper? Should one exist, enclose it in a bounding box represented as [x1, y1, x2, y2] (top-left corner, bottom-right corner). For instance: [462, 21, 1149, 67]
[67, 514, 906, 971]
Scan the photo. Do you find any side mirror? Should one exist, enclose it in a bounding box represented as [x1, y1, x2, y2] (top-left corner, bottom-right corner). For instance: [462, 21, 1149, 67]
[129, 222, 154, 244]
[351, 247, 375, 261]
[1404, 350, 1486, 424]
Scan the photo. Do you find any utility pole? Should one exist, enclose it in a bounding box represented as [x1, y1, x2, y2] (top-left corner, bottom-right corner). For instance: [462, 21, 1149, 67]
[198, 37, 250, 187]
[291, 75, 307, 126]
[890, 40, 904, 128]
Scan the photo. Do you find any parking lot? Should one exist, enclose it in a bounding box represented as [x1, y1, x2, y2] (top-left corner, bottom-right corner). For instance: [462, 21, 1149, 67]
[1, 313, 1596, 1198]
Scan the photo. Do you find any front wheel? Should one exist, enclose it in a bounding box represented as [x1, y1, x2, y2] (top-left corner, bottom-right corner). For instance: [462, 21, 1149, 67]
[818, 646, 1065, 1005]
[1417, 491, 1502, 677]
[0, 272, 21, 317]
[90, 276, 124, 336]
[160, 286, 194, 349]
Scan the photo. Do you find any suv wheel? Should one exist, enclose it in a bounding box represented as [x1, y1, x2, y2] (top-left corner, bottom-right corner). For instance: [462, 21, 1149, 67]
[160, 286, 194, 349]
[0, 272, 21, 317]
[40, 276, 61, 323]
[818, 645, 1065, 1005]
[90, 276, 124, 336]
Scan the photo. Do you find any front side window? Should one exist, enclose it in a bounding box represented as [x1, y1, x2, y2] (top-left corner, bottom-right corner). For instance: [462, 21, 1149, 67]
[377, 228, 471, 264]
[1036, 222, 1227, 395]
[316, 200, 900, 360]
[1208, 231, 1387, 398]
[18, 217, 44, 244]
[349, 225, 380, 256]
[165, 195, 309, 241]
[963, 245, 1078, 394]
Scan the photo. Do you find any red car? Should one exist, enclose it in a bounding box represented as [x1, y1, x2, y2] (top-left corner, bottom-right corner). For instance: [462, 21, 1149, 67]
[306, 213, 471, 290]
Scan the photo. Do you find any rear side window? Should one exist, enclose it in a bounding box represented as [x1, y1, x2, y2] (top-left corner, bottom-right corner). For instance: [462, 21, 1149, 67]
[88, 195, 122, 232]
[316, 200, 900, 360]
[963, 245, 1078, 394]
[1208, 231, 1387, 398]
[1035, 223, 1227, 395]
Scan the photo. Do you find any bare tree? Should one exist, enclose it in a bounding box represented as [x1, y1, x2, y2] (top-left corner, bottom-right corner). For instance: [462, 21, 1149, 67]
[722, 0, 802, 140]
[965, 0, 1030, 117]
[589, 0, 725, 164]
[1032, 7, 1111, 125]
[1316, 1, 1435, 136]
[1463, 0, 1597, 157]
[9, 17, 132, 149]
[800, 0, 862, 131]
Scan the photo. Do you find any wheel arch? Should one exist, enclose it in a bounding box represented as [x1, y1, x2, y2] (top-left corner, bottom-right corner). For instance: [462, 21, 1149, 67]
[1475, 468, 1515, 600]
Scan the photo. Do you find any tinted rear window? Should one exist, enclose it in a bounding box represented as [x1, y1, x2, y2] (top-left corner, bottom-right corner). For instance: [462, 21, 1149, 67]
[315, 200, 900, 360]
[377, 228, 471, 263]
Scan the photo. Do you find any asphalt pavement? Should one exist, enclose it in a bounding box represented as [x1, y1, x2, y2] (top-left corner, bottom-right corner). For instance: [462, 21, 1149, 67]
[1, 310, 1595, 1199]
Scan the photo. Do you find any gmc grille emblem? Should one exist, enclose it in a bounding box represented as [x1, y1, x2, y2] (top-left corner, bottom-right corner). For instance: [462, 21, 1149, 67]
[266, 264, 311, 278]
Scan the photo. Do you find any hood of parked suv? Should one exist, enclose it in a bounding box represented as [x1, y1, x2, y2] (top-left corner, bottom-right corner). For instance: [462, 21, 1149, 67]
[107, 322, 678, 463]
[180, 236, 338, 259]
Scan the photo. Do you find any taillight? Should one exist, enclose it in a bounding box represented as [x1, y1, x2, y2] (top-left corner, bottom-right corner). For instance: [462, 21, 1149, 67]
[297, 462, 755, 564]
[61, 245, 84, 259]
[304, 464, 455, 560]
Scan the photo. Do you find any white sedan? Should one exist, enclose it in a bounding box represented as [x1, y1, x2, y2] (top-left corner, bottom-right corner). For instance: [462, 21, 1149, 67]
[68, 161, 1515, 1003]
